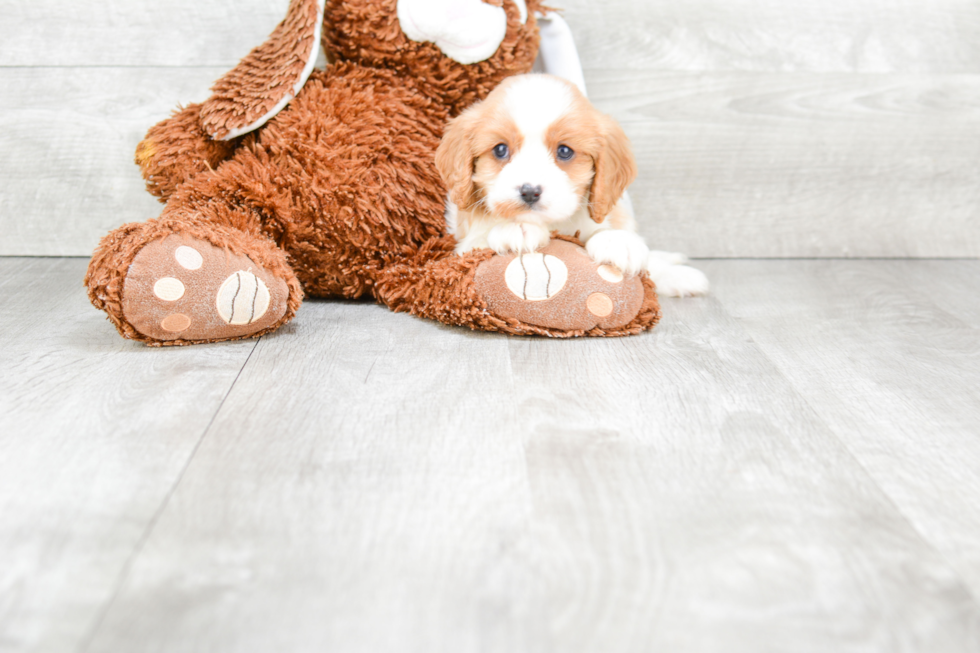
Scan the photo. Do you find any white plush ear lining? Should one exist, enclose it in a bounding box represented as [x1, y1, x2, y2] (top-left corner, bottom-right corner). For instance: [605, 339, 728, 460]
[513, 0, 528, 24]
[397, 0, 527, 65]
[222, 0, 324, 140]
[202, 0, 326, 140]
[532, 12, 588, 97]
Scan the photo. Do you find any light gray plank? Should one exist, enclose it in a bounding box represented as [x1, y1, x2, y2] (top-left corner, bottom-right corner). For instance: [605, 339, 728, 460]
[0, 258, 258, 653]
[5, 0, 980, 73]
[4, 67, 979, 258]
[900, 260, 980, 326]
[82, 290, 980, 651]
[0, 0, 290, 67]
[0, 67, 222, 257]
[591, 71, 980, 258]
[556, 0, 980, 74]
[703, 259, 980, 599]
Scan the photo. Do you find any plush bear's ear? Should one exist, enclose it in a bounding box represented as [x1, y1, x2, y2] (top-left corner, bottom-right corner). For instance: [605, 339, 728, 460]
[588, 115, 637, 223]
[435, 108, 483, 210]
[201, 0, 325, 141]
[397, 0, 527, 65]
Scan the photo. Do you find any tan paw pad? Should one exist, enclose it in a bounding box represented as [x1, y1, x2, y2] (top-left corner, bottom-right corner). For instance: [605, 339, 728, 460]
[153, 277, 185, 301]
[122, 235, 289, 342]
[161, 313, 192, 332]
[216, 271, 271, 325]
[587, 293, 614, 317]
[474, 240, 646, 332]
[597, 265, 624, 283]
[504, 253, 568, 301]
[174, 245, 203, 270]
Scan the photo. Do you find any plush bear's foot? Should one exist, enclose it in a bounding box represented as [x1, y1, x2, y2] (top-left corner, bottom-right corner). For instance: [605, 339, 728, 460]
[474, 239, 651, 333]
[120, 235, 290, 343]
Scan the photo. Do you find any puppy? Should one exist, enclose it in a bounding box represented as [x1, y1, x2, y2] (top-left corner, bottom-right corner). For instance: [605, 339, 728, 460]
[435, 73, 708, 297]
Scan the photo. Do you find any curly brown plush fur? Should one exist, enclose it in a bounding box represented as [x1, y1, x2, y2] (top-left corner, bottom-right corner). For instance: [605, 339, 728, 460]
[85, 0, 660, 345]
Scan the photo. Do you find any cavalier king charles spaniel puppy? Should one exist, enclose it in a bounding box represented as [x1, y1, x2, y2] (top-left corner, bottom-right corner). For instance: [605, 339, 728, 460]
[435, 74, 708, 297]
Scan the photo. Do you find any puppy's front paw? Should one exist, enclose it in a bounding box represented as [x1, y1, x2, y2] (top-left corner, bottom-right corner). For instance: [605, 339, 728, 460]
[487, 222, 550, 255]
[649, 250, 689, 267]
[586, 230, 650, 276]
[652, 264, 710, 297]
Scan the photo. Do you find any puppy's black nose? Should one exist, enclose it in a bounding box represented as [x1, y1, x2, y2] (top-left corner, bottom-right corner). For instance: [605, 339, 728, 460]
[520, 184, 543, 206]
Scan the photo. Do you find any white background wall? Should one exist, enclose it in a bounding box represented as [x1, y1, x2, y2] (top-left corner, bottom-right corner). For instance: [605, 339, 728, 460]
[2, 0, 978, 257]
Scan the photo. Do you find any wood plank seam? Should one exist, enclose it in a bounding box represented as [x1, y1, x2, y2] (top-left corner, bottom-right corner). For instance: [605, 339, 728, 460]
[74, 339, 263, 653]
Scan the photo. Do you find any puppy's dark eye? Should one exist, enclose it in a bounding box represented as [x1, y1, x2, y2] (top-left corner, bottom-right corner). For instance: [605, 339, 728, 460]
[556, 144, 575, 161]
[492, 143, 509, 160]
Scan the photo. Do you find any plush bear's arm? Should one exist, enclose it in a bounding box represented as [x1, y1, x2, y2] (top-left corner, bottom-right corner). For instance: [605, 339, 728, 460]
[200, 0, 325, 140]
[532, 12, 587, 96]
[136, 103, 239, 201]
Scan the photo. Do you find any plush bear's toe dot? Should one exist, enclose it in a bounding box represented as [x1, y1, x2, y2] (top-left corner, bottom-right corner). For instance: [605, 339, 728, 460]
[174, 245, 203, 270]
[154, 277, 185, 301]
[216, 271, 271, 325]
[504, 253, 568, 301]
[597, 264, 624, 283]
[587, 292, 614, 317]
[161, 313, 191, 332]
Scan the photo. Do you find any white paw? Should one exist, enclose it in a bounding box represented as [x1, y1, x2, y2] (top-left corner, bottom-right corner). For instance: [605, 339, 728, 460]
[487, 222, 551, 255]
[647, 250, 691, 279]
[650, 264, 710, 298]
[649, 250, 689, 267]
[585, 230, 650, 277]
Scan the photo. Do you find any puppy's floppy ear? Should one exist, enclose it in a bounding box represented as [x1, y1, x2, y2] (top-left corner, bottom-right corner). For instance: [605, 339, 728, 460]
[435, 106, 482, 210]
[588, 114, 638, 223]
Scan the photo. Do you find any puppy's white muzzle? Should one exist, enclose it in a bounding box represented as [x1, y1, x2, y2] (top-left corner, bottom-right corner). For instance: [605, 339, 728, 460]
[486, 142, 582, 223]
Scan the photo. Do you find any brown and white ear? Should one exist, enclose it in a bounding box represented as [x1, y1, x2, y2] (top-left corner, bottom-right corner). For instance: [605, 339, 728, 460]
[200, 0, 325, 141]
[588, 115, 638, 223]
[435, 109, 482, 210]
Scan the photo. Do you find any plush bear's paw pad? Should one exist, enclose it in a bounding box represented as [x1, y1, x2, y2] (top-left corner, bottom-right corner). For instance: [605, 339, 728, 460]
[503, 253, 568, 300]
[121, 235, 289, 343]
[215, 271, 272, 325]
[474, 239, 646, 333]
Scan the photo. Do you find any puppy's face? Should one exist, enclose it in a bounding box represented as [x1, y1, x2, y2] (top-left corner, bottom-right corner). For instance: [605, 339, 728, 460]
[436, 74, 637, 224]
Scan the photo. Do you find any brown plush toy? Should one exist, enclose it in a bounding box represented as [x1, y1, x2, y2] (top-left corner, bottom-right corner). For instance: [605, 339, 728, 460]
[85, 0, 660, 345]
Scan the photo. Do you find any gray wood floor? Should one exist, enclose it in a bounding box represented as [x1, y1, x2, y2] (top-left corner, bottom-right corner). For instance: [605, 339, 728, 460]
[2, 257, 979, 653]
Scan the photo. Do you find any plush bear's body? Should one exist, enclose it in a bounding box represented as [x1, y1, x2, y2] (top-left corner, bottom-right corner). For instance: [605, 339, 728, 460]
[85, 0, 660, 345]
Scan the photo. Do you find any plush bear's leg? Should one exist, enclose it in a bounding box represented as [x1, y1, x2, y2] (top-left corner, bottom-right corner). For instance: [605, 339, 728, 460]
[375, 235, 661, 337]
[136, 104, 240, 202]
[86, 204, 303, 346]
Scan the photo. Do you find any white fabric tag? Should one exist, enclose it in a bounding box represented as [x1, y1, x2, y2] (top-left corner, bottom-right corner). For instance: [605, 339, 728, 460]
[532, 12, 587, 97]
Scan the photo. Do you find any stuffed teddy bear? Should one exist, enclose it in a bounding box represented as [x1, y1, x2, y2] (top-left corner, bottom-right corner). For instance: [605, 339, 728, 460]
[84, 0, 661, 345]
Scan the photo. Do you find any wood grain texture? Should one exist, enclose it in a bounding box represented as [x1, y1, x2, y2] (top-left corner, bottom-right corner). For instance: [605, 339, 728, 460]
[3, 0, 980, 257]
[590, 71, 980, 257]
[74, 289, 980, 652]
[4, 68, 978, 258]
[0, 67, 222, 257]
[902, 260, 980, 326]
[702, 259, 980, 601]
[5, 0, 980, 72]
[0, 258, 256, 653]
[0, 0, 291, 67]
[3, 258, 980, 651]
[555, 0, 980, 74]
